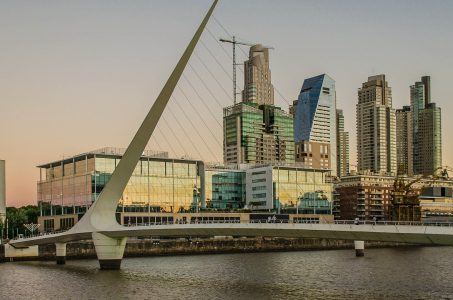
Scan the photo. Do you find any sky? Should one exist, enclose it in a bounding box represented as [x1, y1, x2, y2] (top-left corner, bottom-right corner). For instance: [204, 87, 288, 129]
[1, 0, 453, 207]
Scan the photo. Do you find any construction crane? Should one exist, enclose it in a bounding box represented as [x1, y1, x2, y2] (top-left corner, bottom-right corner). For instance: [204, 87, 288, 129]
[435, 165, 453, 180]
[219, 36, 274, 104]
[392, 174, 426, 222]
[391, 166, 453, 221]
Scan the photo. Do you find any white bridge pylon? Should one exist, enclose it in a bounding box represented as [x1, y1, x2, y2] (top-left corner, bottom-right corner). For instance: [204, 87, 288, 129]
[70, 0, 219, 269]
[10, 0, 220, 270]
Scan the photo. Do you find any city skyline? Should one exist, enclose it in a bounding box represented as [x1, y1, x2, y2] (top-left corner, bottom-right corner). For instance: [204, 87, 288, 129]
[1, 0, 453, 206]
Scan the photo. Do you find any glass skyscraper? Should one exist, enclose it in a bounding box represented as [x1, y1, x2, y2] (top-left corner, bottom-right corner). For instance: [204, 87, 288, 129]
[224, 42, 294, 166]
[410, 76, 442, 175]
[418, 103, 442, 175]
[396, 106, 413, 176]
[242, 44, 274, 106]
[223, 102, 295, 165]
[336, 109, 350, 177]
[293, 74, 337, 176]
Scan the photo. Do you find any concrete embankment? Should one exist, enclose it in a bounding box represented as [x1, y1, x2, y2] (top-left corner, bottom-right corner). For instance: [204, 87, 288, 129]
[1, 237, 414, 262]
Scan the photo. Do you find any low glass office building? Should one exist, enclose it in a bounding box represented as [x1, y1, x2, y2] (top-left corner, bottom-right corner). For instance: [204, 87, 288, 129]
[246, 165, 333, 212]
[37, 148, 333, 232]
[299, 191, 332, 214]
[37, 148, 204, 231]
[205, 168, 246, 210]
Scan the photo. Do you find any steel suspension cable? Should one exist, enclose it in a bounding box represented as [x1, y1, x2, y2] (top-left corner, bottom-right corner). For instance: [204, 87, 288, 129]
[156, 125, 178, 157]
[194, 52, 233, 102]
[187, 63, 224, 109]
[167, 99, 205, 160]
[183, 72, 223, 129]
[160, 114, 190, 157]
[171, 93, 220, 161]
[177, 84, 223, 146]
[199, 39, 233, 81]
[206, 27, 234, 60]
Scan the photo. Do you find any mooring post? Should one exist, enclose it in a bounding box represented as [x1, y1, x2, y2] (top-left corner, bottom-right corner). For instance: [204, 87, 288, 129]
[354, 240, 365, 257]
[55, 242, 67, 265]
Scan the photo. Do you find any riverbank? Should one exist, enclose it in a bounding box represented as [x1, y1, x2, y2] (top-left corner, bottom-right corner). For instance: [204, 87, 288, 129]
[1, 237, 418, 262]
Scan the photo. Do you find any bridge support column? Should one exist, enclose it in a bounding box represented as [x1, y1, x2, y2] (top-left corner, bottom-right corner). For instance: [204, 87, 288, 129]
[92, 232, 127, 270]
[354, 240, 365, 257]
[55, 243, 67, 265]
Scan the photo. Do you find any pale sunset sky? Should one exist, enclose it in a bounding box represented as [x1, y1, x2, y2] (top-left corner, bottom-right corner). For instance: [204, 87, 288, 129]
[1, 0, 452, 206]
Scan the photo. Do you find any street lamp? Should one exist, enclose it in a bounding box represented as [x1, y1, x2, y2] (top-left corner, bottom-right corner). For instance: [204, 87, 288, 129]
[193, 187, 201, 213]
[295, 200, 298, 215]
[296, 191, 304, 215]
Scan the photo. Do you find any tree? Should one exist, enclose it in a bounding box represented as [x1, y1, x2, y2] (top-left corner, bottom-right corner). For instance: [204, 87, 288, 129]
[5, 205, 40, 238]
[0, 218, 4, 242]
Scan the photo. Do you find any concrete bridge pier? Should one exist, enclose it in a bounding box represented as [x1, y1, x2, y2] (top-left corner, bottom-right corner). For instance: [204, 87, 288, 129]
[93, 232, 127, 270]
[55, 243, 67, 265]
[354, 240, 365, 257]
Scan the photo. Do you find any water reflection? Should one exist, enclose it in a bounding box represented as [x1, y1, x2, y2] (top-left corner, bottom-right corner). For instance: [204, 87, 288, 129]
[1, 247, 453, 299]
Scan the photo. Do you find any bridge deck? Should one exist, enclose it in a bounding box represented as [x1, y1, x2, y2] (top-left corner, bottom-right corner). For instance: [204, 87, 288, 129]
[10, 222, 453, 248]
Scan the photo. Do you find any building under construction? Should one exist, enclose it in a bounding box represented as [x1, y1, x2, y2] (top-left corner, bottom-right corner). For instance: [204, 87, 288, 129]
[333, 172, 453, 221]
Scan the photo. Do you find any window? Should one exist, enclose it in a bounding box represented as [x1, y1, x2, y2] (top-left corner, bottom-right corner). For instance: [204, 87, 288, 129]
[252, 193, 267, 199]
[59, 218, 75, 230]
[44, 219, 54, 232]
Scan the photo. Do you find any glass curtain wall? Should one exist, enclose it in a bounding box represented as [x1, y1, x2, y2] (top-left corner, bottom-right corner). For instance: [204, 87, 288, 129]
[39, 155, 202, 217]
[205, 169, 246, 210]
[272, 167, 332, 213]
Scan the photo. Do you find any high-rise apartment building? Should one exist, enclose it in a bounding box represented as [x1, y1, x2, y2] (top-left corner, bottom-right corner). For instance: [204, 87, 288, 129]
[356, 75, 396, 175]
[410, 76, 442, 175]
[411, 78, 426, 173]
[224, 43, 294, 165]
[336, 109, 350, 177]
[293, 74, 337, 176]
[242, 44, 274, 105]
[418, 103, 442, 175]
[396, 106, 413, 176]
[223, 102, 294, 165]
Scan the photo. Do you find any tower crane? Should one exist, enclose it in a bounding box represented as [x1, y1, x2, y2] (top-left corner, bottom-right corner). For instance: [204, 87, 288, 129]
[219, 36, 274, 104]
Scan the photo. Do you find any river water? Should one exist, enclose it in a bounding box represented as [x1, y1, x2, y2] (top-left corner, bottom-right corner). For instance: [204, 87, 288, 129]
[1, 246, 453, 299]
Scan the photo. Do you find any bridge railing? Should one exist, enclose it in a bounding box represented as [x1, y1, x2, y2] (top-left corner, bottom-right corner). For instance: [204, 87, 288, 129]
[334, 220, 453, 227]
[10, 229, 69, 241]
[126, 219, 453, 227]
[12, 219, 453, 241]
